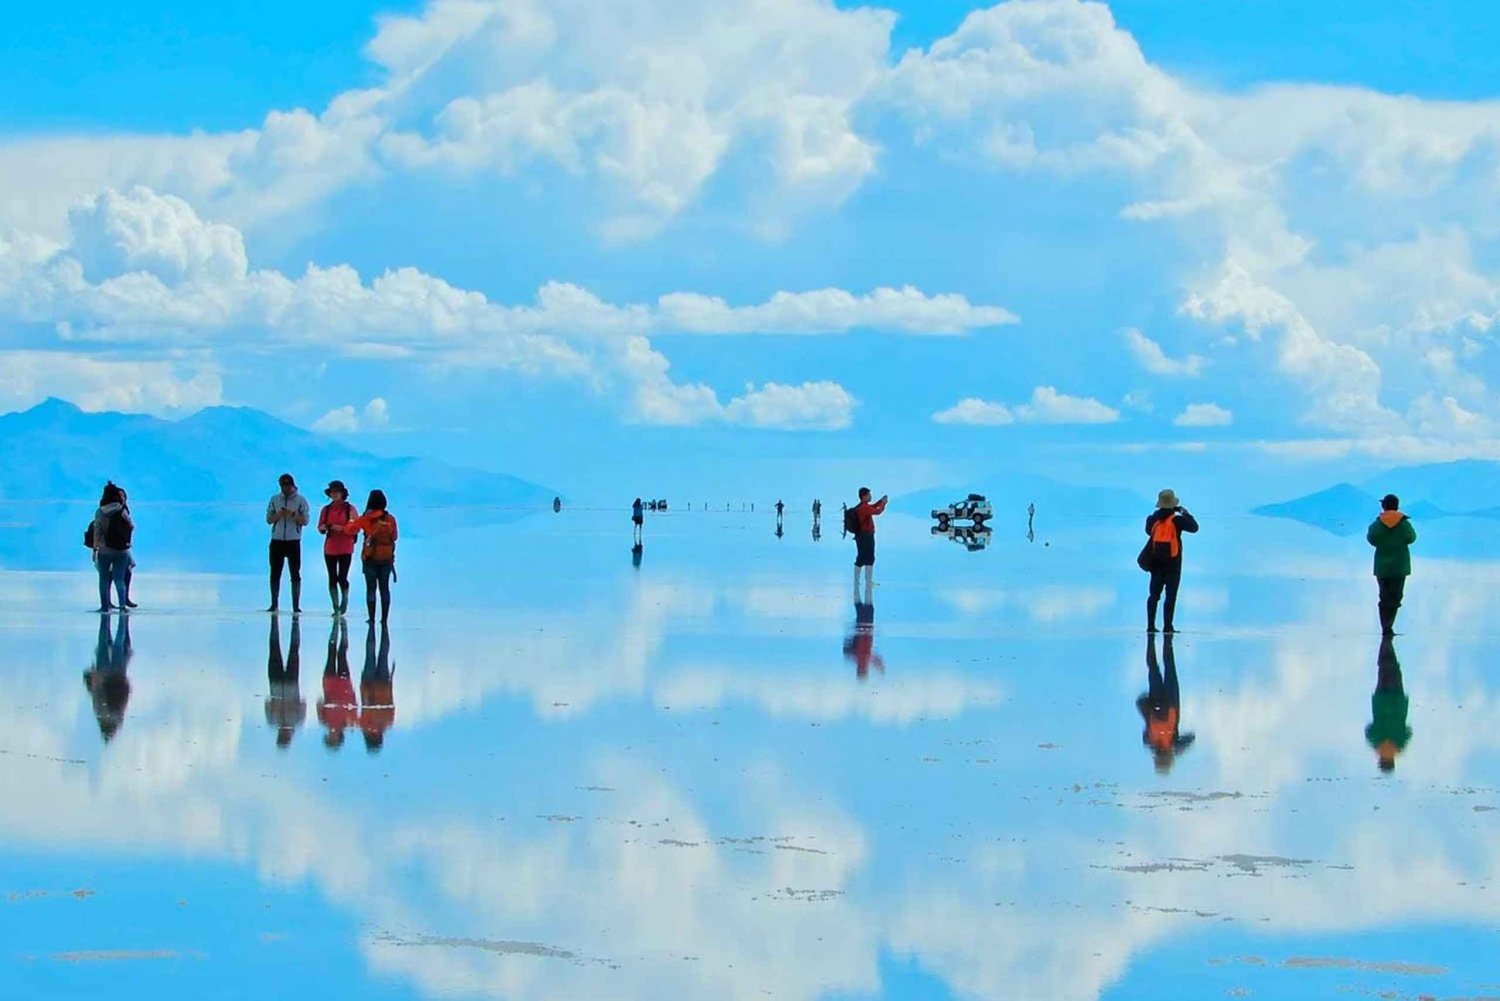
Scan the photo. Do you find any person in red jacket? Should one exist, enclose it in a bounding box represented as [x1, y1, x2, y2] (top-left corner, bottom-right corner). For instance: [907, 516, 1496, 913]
[317, 480, 358, 616]
[851, 487, 888, 594]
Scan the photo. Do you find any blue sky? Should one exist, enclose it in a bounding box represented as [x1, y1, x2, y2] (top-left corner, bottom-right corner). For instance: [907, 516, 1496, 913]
[2, 0, 1499, 500]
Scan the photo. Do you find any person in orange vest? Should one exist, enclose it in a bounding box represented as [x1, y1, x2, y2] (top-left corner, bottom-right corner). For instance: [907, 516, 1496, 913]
[341, 489, 398, 624]
[1143, 488, 1199, 633]
[1136, 632, 1194, 773]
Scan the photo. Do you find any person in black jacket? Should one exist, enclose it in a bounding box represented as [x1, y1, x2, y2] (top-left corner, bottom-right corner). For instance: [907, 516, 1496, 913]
[1144, 489, 1199, 633]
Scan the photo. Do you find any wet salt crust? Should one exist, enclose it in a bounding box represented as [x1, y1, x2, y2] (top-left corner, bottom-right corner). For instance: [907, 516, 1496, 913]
[2, 510, 1498, 1000]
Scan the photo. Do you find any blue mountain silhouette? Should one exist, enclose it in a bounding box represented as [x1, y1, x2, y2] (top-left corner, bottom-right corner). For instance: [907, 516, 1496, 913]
[1254, 459, 1500, 534]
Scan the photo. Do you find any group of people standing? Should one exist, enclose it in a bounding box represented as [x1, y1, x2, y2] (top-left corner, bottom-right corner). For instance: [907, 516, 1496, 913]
[266, 474, 398, 624]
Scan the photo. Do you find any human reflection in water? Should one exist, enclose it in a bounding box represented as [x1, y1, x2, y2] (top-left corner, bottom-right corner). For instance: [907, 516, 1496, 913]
[1136, 633, 1194, 773]
[842, 592, 883, 680]
[1367, 635, 1411, 773]
[265, 617, 305, 749]
[318, 618, 356, 750]
[632, 543, 644, 569]
[82, 612, 132, 742]
[360, 623, 395, 753]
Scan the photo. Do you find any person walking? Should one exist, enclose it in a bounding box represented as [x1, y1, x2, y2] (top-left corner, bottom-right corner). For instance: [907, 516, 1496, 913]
[90, 481, 134, 612]
[1367, 494, 1416, 636]
[850, 487, 888, 594]
[317, 480, 357, 616]
[266, 473, 310, 614]
[632, 497, 644, 545]
[1143, 489, 1199, 633]
[343, 489, 398, 624]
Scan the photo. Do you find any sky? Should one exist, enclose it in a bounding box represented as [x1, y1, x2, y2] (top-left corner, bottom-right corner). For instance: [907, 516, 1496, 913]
[3, 0, 1500, 501]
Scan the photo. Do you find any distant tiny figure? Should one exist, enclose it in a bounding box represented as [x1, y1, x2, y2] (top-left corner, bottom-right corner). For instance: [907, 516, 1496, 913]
[1141, 489, 1199, 633]
[1367, 635, 1411, 773]
[265, 617, 305, 749]
[90, 481, 134, 613]
[266, 473, 310, 614]
[812, 521, 822, 542]
[840, 502, 849, 538]
[775, 499, 785, 517]
[1367, 493, 1416, 636]
[632, 542, 644, 569]
[775, 523, 784, 539]
[343, 490, 398, 625]
[359, 623, 395, 753]
[1136, 632, 1194, 773]
[849, 487, 889, 594]
[317, 480, 357, 616]
[1027, 502, 1036, 544]
[843, 598, 883, 680]
[632, 497, 644, 544]
[318, 618, 355, 750]
[553, 496, 562, 513]
[812, 499, 822, 519]
[82, 612, 132, 741]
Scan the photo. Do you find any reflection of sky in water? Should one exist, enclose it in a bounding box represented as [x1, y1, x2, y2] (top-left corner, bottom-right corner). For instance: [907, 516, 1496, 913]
[3, 511, 1500, 999]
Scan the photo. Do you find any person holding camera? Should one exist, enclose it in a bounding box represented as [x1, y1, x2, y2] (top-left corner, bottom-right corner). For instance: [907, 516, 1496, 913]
[1143, 489, 1199, 634]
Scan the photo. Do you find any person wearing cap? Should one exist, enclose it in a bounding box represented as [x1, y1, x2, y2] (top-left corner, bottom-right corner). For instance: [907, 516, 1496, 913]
[266, 473, 310, 614]
[317, 479, 358, 616]
[1367, 493, 1417, 635]
[1143, 488, 1199, 633]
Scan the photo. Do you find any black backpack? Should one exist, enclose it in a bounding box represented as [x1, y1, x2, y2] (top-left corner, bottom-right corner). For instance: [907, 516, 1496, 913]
[102, 510, 133, 550]
[843, 505, 862, 535]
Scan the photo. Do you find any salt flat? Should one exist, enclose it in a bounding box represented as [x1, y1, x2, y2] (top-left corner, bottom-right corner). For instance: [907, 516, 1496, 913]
[2, 508, 1497, 1000]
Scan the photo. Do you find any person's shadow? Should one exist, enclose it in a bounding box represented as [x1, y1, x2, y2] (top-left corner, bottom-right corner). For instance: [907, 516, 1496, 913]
[318, 618, 355, 750]
[265, 617, 305, 749]
[1136, 633, 1194, 773]
[82, 613, 133, 742]
[1367, 635, 1411, 773]
[360, 624, 395, 753]
[842, 598, 884, 680]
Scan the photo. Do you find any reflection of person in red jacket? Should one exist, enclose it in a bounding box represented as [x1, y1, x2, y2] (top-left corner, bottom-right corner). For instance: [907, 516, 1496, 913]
[842, 600, 884, 680]
[317, 619, 356, 749]
[359, 622, 395, 753]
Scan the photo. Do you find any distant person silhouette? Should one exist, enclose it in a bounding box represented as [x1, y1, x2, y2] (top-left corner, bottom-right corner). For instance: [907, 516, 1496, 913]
[776, 523, 784, 539]
[90, 481, 134, 612]
[553, 496, 562, 513]
[317, 480, 357, 616]
[359, 623, 395, 753]
[632, 497, 644, 545]
[318, 618, 355, 750]
[812, 521, 822, 542]
[266, 473, 310, 614]
[775, 500, 785, 518]
[1142, 489, 1199, 633]
[82, 612, 132, 741]
[1366, 635, 1411, 773]
[1136, 632, 1194, 773]
[343, 490, 398, 624]
[1027, 502, 1036, 544]
[843, 597, 883, 679]
[1367, 494, 1416, 635]
[265, 617, 305, 749]
[849, 487, 888, 594]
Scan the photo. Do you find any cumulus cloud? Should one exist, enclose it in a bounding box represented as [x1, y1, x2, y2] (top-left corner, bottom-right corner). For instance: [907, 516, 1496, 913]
[0, 351, 221, 416]
[657, 287, 1016, 335]
[933, 387, 1118, 426]
[1122, 328, 1203, 377]
[1173, 402, 1233, 427]
[313, 397, 391, 434]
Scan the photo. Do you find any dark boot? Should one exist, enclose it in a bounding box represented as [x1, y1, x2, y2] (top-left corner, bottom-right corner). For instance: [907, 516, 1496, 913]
[329, 586, 340, 615]
[291, 579, 302, 615]
[339, 585, 349, 615]
[1146, 597, 1159, 633]
[267, 575, 280, 613]
[1379, 603, 1396, 636]
[367, 600, 377, 624]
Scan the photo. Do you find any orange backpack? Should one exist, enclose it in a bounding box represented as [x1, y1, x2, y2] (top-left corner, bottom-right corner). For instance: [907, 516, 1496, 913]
[1149, 515, 1180, 562]
[363, 515, 396, 563]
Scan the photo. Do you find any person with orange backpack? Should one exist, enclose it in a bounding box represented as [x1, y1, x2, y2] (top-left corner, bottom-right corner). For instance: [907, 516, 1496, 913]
[342, 489, 399, 624]
[1142, 488, 1199, 633]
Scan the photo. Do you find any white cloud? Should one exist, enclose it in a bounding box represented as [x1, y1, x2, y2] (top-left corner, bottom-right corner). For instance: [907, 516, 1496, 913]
[722, 381, 855, 430]
[932, 397, 1014, 426]
[1173, 402, 1232, 427]
[0, 351, 221, 416]
[1122, 328, 1203, 377]
[313, 397, 391, 434]
[657, 286, 1016, 335]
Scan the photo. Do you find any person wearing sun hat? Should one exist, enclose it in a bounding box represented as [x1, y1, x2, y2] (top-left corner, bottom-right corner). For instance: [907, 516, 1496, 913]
[1142, 488, 1199, 633]
[317, 479, 358, 616]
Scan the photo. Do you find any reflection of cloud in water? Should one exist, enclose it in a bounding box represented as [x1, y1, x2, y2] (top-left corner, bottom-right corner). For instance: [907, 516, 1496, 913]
[655, 664, 1003, 723]
[940, 585, 1116, 623]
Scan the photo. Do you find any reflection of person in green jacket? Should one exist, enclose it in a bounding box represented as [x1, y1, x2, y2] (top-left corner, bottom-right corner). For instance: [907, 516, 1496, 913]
[1366, 635, 1411, 773]
[1366, 493, 1417, 636]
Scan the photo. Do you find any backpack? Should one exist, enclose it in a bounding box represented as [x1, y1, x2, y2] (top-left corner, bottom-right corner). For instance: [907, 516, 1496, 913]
[83, 522, 95, 549]
[1147, 514, 1179, 565]
[103, 510, 133, 550]
[843, 505, 862, 535]
[362, 514, 396, 563]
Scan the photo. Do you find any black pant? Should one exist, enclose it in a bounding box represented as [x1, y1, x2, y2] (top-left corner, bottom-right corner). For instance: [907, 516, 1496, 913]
[270, 540, 302, 607]
[1378, 576, 1406, 632]
[364, 559, 393, 621]
[1147, 559, 1182, 629]
[854, 532, 875, 567]
[325, 554, 351, 588]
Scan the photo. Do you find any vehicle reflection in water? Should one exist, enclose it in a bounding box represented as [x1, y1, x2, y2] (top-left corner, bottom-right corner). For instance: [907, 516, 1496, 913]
[931, 522, 993, 551]
[318, 618, 356, 750]
[843, 596, 883, 680]
[82, 612, 131, 742]
[265, 617, 305, 749]
[1368, 635, 1411, 773]
[1136, 632, 1194, 773]
[360, 623, 395, 753]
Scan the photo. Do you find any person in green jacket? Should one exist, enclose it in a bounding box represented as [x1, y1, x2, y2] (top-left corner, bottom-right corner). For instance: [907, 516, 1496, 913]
[1366, 493, 1416, 636]
[1366, 635, 1410, 773]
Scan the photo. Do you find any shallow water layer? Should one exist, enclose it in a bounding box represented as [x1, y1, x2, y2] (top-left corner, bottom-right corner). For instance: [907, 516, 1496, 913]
[3, 510, 1499, 1000]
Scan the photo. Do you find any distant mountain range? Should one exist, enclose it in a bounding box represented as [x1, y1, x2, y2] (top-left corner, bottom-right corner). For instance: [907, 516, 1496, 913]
[1254, 460, 1500, 535]
[0, 399, 555, 570]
